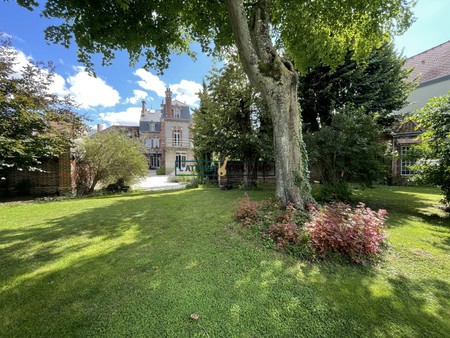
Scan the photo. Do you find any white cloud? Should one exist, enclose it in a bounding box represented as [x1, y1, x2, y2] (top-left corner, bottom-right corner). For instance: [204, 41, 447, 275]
[11, 49, 33, 78]
[99, 107, 142, 126]
[49, 73, 70, 96]
[66, 67, 120, 108]
[134, 68, 166, 97]
[170, 80, 202, 105]
[125, 89, 148, 104]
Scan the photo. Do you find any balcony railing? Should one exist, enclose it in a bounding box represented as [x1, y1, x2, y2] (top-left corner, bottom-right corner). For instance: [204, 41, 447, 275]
[165, 138, 193, 148]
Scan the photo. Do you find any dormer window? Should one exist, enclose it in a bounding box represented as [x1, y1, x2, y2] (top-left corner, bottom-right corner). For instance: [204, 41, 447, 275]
[173, 106, 181, 119]
[149, 122, 155, 132]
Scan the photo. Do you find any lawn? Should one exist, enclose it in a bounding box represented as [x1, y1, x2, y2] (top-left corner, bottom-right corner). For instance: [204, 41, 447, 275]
[0, 185, 449, 337]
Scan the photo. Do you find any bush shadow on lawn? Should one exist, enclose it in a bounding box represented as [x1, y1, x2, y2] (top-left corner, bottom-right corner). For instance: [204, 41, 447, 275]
[1, 187, 449, 337]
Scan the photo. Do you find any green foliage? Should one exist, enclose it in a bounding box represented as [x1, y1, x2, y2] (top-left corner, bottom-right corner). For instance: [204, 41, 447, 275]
[299, 43, 415, 131]
[192, 56, 272, 187]
[18, 1, 414, 75]
[273, 1, 415, 73]
[75, 130, 148, 194]
[410, 92, 450, 205]
[155, 168, 166, 175]
[305, 106, 386, 190]
[316, 182, 353, 203]
[0, 35, 84, 177]
[192, 57, 272, 161]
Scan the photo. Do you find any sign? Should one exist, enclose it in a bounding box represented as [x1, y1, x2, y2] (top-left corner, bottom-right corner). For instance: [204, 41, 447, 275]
[174, 160, 275, 177]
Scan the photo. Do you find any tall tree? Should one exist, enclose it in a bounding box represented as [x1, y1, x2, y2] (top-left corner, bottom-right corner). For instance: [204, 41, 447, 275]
[16, 0, 414, 206]
[299, 43, 414, 132]
[0, 35, 83, 179]
[192, 58, 272, 188]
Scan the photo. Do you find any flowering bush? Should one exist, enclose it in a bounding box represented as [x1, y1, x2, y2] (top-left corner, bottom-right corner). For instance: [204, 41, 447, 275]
[305, 202, 388, 264]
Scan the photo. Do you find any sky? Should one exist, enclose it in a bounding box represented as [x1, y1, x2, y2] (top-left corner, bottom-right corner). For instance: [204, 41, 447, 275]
[1, 0, 450, 128]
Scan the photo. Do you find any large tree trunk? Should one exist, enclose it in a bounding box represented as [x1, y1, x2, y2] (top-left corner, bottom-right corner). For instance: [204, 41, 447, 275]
[225, 0, 310, 207]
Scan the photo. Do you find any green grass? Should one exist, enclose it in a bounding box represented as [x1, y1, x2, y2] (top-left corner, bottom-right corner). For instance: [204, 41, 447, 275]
[0, 185, 449, 337]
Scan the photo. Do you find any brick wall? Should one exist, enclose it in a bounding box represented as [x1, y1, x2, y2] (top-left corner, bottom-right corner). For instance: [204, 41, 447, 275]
[0, 149, 75, 196]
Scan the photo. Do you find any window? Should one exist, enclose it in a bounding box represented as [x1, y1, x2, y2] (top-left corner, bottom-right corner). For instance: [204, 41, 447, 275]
[400, 146, 416, 176]
[149, 122, 155, 132]
[176, 152, 187, 170]
[174, 106, 181, 119]
[153, 138, 160, 148]
[173, 127, 181, 146]
[145, 138, 152, 148]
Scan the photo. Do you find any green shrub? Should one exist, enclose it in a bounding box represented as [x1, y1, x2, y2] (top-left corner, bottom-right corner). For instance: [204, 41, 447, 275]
[317, 182, 353, 202]
[155, 168, 166, 175]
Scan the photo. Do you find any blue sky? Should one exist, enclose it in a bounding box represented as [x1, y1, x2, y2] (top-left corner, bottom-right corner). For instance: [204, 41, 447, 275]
[1, 0, 449, 127]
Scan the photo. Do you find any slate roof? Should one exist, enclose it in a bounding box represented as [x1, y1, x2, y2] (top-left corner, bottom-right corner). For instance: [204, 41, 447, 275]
[140, 109, 161, 122]
[161, 100, 191, 120]
[405, 40, 450, 85]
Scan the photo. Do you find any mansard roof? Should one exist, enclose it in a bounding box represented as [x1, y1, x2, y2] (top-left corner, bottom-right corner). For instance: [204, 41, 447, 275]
[140, 109, 161, 122]
[405, 40, 450, 85]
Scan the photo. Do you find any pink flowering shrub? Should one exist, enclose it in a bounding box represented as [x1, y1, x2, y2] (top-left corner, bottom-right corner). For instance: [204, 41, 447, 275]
[305, 202, 388, 264]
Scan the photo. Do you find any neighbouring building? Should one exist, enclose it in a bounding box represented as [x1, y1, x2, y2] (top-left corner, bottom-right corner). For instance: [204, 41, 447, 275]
[139, 88, 194, 173]
[391, 40, 450, 180]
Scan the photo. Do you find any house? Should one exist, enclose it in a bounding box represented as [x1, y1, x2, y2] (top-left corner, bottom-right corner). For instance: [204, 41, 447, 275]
[391, 40, 450, 179]
[139, 88, 194, 173]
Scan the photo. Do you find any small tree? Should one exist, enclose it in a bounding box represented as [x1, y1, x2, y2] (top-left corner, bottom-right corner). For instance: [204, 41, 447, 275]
[75, 130, 148, 195]
[410, 92, 450, 206]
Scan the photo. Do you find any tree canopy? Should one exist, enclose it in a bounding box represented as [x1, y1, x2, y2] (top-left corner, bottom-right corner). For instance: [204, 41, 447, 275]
[0, 35, 84, 178]
[17, 0, 414, 74]
[299, 43, 414, 132]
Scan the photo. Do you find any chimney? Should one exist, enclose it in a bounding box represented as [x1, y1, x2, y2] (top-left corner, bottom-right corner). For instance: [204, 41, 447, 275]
[141, 100, 146, 116]
[165, 88, 172, 118]
[97, 124, 104, 132]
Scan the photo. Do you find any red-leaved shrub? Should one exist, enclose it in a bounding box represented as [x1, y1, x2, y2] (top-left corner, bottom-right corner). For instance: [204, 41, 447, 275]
[268, 203, 299, 250]
[305, 202, 388, 264]
[234, 193, 261, 227]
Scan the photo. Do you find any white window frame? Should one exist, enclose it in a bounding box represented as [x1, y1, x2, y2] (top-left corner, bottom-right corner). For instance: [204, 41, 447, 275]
[176, 152, 187, 170]
[400, 146, 416, 176]
[174, 106, 181, 119]
[173, 129, 181, 146]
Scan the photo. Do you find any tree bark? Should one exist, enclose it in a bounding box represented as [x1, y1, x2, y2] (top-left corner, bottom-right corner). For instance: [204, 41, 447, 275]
[225, 0, 310, 207]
